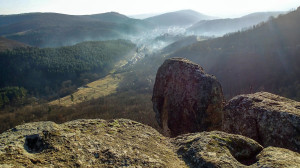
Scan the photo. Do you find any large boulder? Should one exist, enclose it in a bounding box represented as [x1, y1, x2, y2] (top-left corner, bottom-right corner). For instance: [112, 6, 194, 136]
[152, 58, 224, 137]
[223, 92, 300, 152]
[173, 131, 263, 167]
[173, 131, 300, 168]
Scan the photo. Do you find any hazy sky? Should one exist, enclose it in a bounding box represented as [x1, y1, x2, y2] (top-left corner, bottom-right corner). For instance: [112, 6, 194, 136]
[0, 0, 299, 18]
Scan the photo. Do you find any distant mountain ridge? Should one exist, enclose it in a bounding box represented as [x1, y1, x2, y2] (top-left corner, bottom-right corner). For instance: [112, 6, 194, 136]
[145, 9, 217, 27]
[0, 12, 153, 47]
[130, 13, 161, 19]
[82, 12, 130, 23]
[188, 11, 285, 36]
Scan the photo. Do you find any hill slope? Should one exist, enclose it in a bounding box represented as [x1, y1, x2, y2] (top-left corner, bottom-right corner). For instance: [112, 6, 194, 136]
[188, 12, 285, 36]
[145, 10, 216, 27]
[170, 8, 300, 100]
[0, 12, 151, 47]
[0, 37, 29, 52]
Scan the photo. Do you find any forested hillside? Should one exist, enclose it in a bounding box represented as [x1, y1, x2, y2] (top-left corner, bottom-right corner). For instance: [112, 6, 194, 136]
[0, 40, 135, 99]
[171, 7, 300, 100]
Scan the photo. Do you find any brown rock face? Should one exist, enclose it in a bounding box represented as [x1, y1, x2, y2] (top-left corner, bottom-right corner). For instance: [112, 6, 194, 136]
[152, 58, 224, 137]
[223, 92, 300, 152]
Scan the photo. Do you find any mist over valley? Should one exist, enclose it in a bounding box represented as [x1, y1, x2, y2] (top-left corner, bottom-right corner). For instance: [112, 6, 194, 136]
[0, 2, 300, 166]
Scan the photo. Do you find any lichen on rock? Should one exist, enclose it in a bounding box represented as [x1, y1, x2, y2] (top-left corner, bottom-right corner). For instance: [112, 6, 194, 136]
[1, 119, 300, 167]
[223, 92, 300, 152]
[173, 131, 263, 167]
[0, 119, 187, 168]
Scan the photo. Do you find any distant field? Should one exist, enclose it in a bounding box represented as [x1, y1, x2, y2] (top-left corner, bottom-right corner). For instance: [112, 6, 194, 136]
[49, 59, 129, 107]
[49, 73, 123, 107]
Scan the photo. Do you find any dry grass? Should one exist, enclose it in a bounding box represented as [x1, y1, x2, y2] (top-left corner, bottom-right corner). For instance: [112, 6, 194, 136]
[49, 73, 123, 106]
[0, 91, 160, 134]
[49, 59, 129, 107]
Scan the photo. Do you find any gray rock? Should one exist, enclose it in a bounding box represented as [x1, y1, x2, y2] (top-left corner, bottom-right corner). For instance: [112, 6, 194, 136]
[152, 58, 224, 137]
[173, 131, 263, 168]
[173, 131, 300, 168]
[223, 92, 300, 152]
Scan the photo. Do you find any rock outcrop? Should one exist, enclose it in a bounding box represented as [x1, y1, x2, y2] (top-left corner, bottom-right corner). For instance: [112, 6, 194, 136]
[173, 131, 263, 167]
[0, 119, 187, 168]
[1, 119, 300, 167]
[223, 92, 300, 152]
[255, 147, 300, 168]
[152, 58, 224, 137]
[173, 131, 300, 168]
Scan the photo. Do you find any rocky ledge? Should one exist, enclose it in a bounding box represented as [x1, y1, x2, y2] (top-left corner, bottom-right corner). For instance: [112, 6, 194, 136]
[223, 92, 300, 152]
[0, 119, 186, 167]
[1, 119, 300, 167]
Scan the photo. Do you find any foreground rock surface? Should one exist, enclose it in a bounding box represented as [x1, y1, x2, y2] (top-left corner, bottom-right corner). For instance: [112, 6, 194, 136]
[152, 58, 224, 137]
[0, 119, 186, 168]
[1, 119, 300, 167]
[223, 92, 300, 152]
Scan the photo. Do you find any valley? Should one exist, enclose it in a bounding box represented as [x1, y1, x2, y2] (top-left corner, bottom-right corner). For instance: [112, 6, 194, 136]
[0, 7, 299, 136]
[0, 1, 300, 167]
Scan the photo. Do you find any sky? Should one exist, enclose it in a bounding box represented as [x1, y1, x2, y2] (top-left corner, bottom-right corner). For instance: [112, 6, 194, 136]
[0, 0, 299, 18]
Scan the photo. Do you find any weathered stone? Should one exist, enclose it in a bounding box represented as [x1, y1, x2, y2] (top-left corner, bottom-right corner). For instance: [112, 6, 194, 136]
[0, 119, 299, 167]
[173, 131, 263, 167]
[0, 119, 187, 168]
[255, 147, 300, 168]
[152, 58, 224, 137]
[223, 92, 300, 152]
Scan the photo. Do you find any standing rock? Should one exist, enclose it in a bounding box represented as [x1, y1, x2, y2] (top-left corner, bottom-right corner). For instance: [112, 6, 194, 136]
[223, 92, 300, 152]
[152, 58, 224, 137]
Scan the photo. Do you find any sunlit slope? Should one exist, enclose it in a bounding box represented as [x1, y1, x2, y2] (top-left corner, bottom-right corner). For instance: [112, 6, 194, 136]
[49, 73, 123, 107]
[49, 57, 129, 106]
